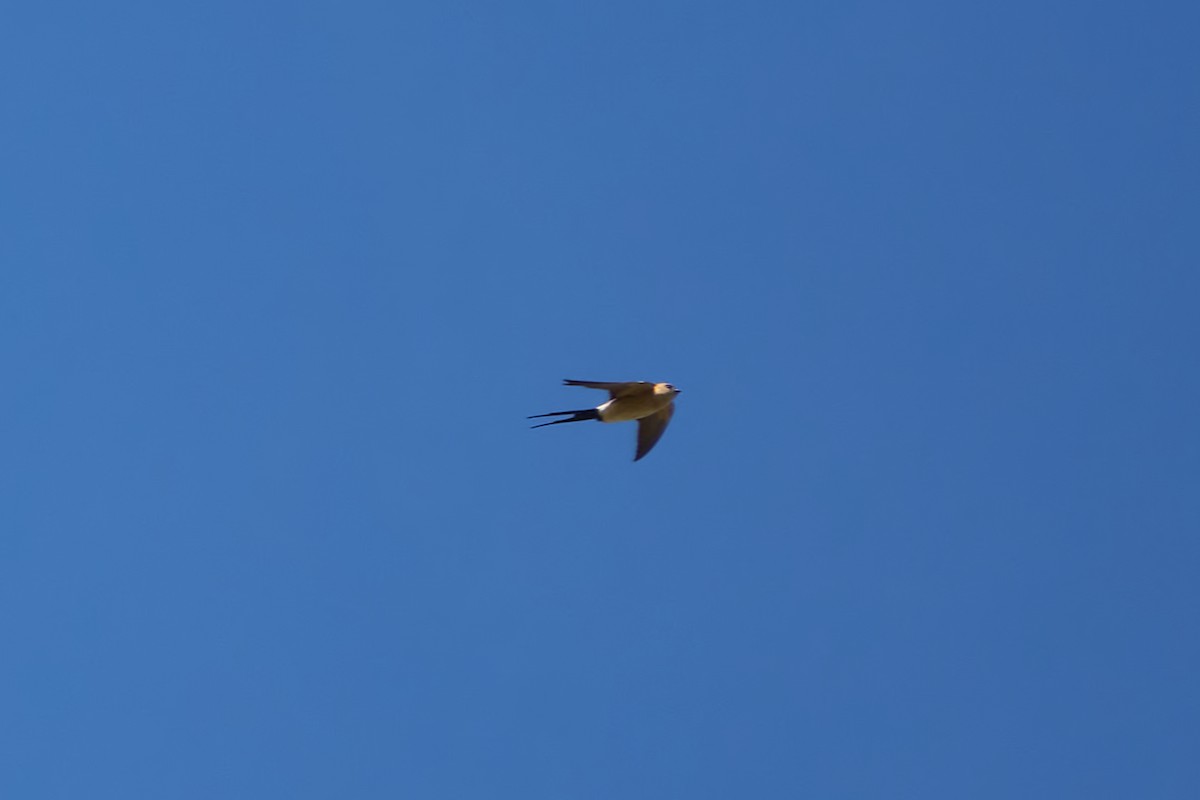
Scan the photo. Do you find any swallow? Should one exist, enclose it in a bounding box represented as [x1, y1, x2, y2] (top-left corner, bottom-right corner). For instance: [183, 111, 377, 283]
[528, 379, 682, 461]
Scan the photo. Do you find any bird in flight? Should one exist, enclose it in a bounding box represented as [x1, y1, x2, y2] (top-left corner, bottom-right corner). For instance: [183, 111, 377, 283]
[528, 379, 682, 461]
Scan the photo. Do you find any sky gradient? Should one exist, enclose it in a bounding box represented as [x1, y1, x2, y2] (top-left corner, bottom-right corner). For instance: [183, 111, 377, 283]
[3, 2, 1199, 797]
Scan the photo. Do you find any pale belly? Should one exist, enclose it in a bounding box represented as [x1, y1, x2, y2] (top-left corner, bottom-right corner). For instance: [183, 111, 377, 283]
[597, 395, 671, 423]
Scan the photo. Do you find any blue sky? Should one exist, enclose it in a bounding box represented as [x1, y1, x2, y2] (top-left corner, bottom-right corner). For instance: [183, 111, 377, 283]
[3, 1, 1198, 797]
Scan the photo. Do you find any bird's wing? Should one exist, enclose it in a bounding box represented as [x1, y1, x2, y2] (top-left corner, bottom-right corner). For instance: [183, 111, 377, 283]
[634, 403, 675, 461]
[563, 379, 652, 399]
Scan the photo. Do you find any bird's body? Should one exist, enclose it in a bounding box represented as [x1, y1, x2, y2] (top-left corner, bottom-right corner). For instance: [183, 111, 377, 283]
[529, 379, 681, 461]
[593, 386, 675, 423]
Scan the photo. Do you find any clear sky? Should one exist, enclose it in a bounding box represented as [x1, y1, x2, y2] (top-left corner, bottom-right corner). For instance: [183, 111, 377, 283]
[3, 2, 1198, 797]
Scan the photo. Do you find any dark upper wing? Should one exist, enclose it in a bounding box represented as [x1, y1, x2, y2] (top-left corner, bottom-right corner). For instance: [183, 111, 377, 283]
[634, 403, 675, 461]
[563, 379, 652, 399]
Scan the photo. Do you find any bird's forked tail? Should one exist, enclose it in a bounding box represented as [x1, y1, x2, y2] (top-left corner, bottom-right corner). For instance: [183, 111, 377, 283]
[527, 408, 600, 428]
